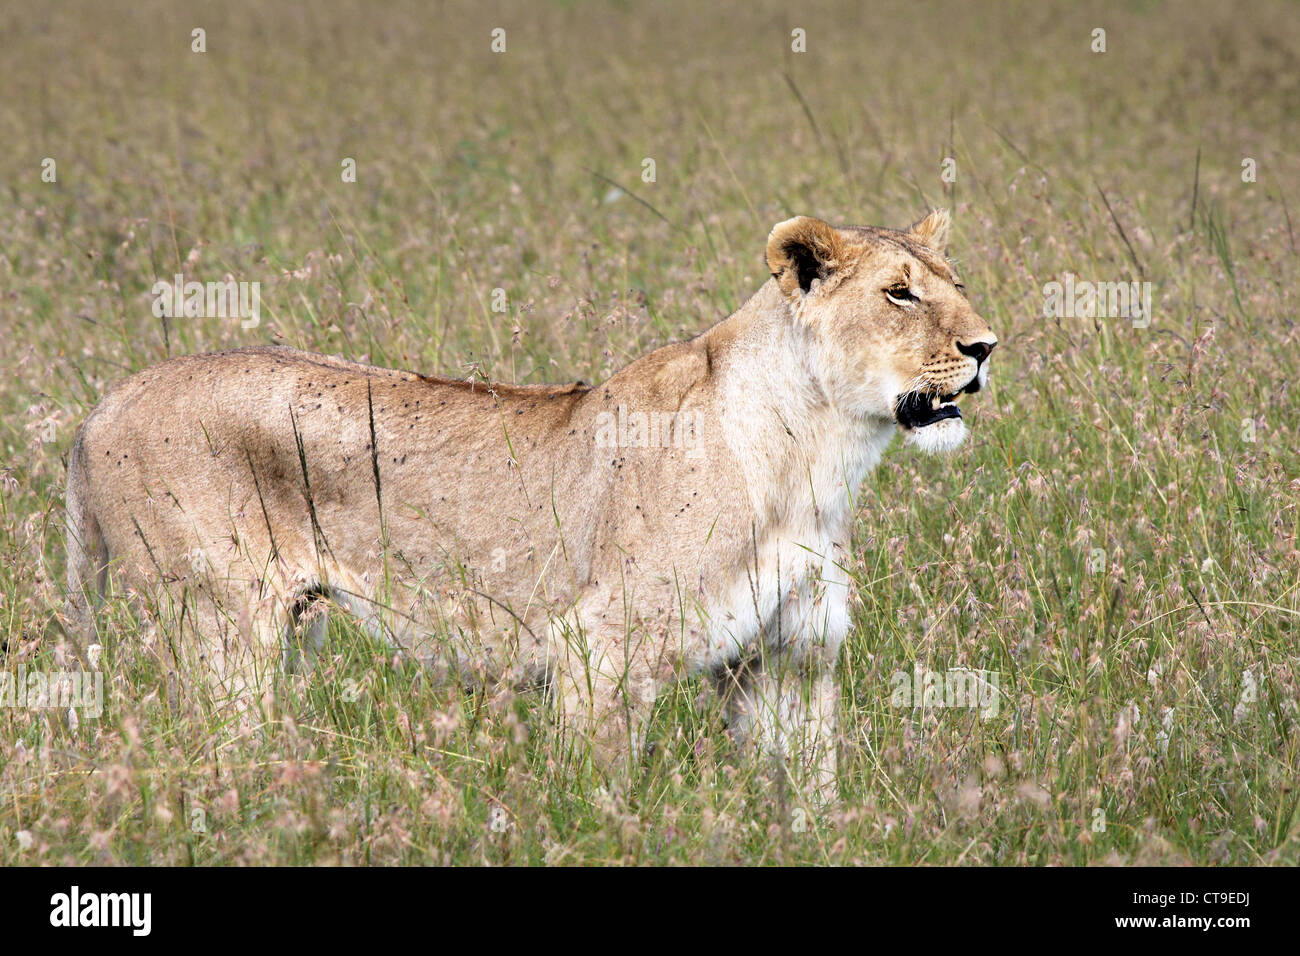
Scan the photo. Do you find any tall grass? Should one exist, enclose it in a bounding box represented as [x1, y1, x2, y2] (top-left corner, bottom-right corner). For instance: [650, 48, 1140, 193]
[1, 0, 1297, 864]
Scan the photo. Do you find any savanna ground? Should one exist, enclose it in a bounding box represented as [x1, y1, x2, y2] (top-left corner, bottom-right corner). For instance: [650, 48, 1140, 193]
[1, 0, 1298, 866]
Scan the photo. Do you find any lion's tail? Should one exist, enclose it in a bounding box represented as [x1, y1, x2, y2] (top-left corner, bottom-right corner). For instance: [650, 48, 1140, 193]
[64, 426, 108, 645]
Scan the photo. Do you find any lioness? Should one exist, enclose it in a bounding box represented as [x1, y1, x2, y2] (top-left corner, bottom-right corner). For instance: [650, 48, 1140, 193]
[65, 210, 995, 795]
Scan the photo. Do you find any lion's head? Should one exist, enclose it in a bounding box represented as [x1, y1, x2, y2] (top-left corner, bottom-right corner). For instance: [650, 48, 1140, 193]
[765, 209, 997, 454]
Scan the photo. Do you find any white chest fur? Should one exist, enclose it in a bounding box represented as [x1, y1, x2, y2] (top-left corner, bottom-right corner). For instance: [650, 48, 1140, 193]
[694, 416, 895, 674]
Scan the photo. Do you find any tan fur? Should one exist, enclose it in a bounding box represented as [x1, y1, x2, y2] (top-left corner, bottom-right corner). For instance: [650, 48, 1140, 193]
[65, 210, 996, 797]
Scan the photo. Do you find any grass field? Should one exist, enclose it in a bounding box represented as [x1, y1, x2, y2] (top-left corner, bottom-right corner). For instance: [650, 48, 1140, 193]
[1, 0, 1298, 865]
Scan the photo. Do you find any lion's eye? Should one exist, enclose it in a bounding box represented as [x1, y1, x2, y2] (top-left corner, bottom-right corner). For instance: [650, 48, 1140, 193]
[885, 285, 916, 305]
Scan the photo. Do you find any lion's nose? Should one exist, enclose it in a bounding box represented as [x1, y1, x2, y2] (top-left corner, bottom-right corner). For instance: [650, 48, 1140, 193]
[957, 339, 996, 363]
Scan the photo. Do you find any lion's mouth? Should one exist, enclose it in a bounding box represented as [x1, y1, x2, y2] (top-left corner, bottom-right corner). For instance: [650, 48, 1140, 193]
[894, 390, 962, 430]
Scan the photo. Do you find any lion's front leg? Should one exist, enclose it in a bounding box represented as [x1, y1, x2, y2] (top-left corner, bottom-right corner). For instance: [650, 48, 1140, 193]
[719, 655, 840, 804]
[718, 558, 850, 804]
[548, 619, 663, 783]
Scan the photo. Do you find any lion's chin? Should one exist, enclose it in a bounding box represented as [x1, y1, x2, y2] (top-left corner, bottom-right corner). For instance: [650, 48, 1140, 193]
[901, 417, 968, 455]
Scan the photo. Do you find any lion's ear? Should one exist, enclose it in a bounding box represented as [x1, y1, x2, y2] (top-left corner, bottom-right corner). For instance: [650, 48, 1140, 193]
[907, 208, 951, 255]
[766, 216, 846, 299]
